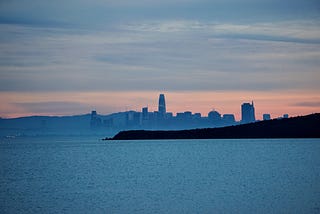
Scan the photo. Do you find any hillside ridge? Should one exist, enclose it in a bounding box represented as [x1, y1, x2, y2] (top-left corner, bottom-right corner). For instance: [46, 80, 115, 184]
[108, 113, 320, 140]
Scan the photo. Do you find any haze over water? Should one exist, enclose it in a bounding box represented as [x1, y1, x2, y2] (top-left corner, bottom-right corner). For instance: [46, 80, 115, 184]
[1, 137, 320, 213]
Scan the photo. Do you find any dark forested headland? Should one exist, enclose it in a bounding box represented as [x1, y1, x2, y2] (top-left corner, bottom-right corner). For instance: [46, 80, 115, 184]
[107, 113, 320, 140]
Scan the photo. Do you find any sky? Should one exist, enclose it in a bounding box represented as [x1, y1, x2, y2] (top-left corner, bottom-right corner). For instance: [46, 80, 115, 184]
[0, 0, 320, 120]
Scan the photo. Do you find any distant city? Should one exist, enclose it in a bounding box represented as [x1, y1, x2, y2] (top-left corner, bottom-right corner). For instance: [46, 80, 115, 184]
[90, 94, 289, 131]
[0, 93, 291, 137]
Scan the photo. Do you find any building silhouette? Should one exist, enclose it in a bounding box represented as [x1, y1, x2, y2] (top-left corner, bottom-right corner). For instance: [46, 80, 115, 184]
[158, 94, 166, 118]
[142, 107, 148, 120]
[90, 110, 102, 128]
[223, 114, 236, 124]
[208, 110, 221, 122]
[90, 94, 240, 132]
[241, 101, 256, 123]
[263, 114, 271, 120]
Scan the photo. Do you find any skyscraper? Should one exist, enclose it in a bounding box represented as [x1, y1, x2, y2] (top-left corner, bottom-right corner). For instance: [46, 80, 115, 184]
[142, 107, 149, 120]
[158, 94, 166, 117]
[241, 101, 256, 123]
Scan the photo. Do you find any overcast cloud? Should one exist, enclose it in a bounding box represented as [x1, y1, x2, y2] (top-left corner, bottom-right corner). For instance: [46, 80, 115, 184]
[1, 19, 319, 92]
[0, 0, 319, 116]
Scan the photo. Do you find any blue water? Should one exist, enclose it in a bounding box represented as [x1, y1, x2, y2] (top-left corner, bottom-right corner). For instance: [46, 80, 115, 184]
[1, 137, 320, 213]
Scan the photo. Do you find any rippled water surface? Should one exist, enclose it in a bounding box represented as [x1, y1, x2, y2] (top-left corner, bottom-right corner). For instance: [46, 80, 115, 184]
[1, 137, 320, 213]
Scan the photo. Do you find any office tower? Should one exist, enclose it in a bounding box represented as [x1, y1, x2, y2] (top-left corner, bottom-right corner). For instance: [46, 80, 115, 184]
[90, 110, 101, 128]
[91, 110, 97, 119]
[208, 110, 221, 122]
[223, 114, 236, 123]
[263, 114, 271, 120]
[142, 107, 149, 120]
[241, 101, 256, 123]
[193, 113, 201, 119]
[166, 112, 173, 119]
[158, 94, 166, 117]
[184, 111, 192, 119]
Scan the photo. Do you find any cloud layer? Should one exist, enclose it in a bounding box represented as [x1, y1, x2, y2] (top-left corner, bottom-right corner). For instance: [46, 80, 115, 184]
[1, 20, 319, 92]
[0, 0, 319, 117]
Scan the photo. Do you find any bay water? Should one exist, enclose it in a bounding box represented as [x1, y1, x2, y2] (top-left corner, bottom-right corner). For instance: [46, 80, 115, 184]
[1, 137, 320, 213]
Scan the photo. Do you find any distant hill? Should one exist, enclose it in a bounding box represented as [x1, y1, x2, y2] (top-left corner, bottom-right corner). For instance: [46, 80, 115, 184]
[109, 113, 320, 140]
[0, 112, 137, 137]
[0, 114, 92, 136]
[0, 114, 90, 128]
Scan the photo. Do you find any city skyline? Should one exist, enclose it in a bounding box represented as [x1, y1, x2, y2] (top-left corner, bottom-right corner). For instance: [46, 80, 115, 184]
[90, 93, 240, 131]
[88, 93, 297, 131]
[0, 91, 318, 121]
[0, 0, 319, 119]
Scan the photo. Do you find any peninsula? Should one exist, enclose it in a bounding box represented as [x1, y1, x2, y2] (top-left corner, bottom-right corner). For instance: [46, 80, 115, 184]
[106, 113, 320, 140]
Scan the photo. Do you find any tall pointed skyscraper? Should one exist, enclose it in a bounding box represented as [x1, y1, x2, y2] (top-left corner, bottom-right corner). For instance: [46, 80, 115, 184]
[158, 94, 166, 117]
[241, 101, 255, 124]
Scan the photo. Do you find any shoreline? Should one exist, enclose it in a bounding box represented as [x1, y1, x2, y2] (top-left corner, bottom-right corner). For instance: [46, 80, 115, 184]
[106, 113, 320, 140]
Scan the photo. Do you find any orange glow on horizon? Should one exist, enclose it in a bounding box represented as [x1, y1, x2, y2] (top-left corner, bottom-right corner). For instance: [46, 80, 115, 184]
[0, 90, 319, 120]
